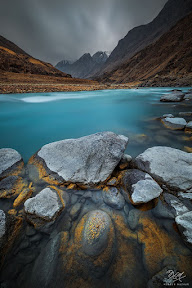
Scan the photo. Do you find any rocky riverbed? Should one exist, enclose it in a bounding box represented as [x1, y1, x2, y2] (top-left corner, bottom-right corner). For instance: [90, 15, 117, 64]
[0, 131, 192, 288]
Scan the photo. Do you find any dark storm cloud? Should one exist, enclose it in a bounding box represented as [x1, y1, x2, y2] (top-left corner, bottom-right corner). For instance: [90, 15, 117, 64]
[0, 0, 167, 65]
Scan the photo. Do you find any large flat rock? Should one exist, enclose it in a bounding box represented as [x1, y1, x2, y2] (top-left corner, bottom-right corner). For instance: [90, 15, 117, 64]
[0, 148, 22, 177]
[37, 132, 128, 184]
[135, 146, 192, 191]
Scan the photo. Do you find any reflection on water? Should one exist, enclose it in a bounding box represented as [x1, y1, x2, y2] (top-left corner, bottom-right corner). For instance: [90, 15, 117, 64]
[0, 87, 191, 161]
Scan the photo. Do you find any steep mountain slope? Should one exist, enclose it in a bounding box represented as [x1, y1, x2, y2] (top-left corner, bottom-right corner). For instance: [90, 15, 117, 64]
[0, 36, 71, 78]
[95, 0, 192, 77]
[0, 35, 29, 56]
[56, 51, 109, 78]
[96, 12, 192, 87]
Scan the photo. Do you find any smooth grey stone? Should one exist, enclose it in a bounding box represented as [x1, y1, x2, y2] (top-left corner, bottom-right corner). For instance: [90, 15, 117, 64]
[122, 169, 162, 204]
[37, 132, 128, 184]
[175, 211, 192, 245]
[127, 209, 141, 230]
[186, 121, 192, 130]
[135, 146, 192, 191]
[178, 192, 192, 200]
[26, 225, 36, 236]
[70, 203, 82, 220]
[24, 187, 64, 222]
[102, 187, 125, 209]
[0, 148, 22, 176]
[162, 114, 174, 118]
[162, 117, 186, 130]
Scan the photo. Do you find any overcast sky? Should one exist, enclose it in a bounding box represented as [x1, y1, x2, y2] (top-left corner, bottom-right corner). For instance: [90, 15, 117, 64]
[0, 0, 167, 65]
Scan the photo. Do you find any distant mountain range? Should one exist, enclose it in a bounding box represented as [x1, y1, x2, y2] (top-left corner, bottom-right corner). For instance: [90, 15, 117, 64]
[0, 36, 71, 78]
[96, 11, 192, 87]
[55, 51, 110, 79]
[95, 0, 192, 78]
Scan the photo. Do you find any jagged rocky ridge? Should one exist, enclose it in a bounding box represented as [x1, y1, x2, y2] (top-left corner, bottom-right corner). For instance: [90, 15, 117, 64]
[95, 12, 192, 87]
[0, 131, 192, 287]
[94, 0, 192, 78]
[55, 51, 109, 79]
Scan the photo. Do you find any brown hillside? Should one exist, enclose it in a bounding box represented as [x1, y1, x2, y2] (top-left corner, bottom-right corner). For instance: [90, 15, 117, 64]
[97, 12, 192, 87]
[0, 36, 71, 78]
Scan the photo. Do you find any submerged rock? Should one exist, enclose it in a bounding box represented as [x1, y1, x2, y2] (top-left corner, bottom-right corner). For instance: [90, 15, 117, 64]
[24, 187, 64, 226]
[34, 132, 128, 185]
[186, 121, 192, 132]
[179, 111, 192, 116]
[175, 211, 192, 245]
[161, 117, 186, 130]
[160, 91, 184, 102]
[135, 146, 192, 191]
[0, 148, 23, 178]
[102, 187, 125, 209]
[122, 169, 162, 204]
[0, 210, 6, 239]
[82, 210, 113, 256]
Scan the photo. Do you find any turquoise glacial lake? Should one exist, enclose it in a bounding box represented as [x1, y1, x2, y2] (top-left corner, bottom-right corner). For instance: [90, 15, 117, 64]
[0, 87, 192, 162]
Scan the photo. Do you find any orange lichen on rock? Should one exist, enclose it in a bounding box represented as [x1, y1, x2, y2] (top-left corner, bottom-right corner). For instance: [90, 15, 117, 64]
[8, 209, 17, 216]
[138, 216, 175, 275]
[13, 186, 33, 208]
[184, 146, 192, 153]
[0, 176, 27, 199]
[49, 185, 66, 208]
[28, 155, 61, 185]
[67, 183, 77, 190]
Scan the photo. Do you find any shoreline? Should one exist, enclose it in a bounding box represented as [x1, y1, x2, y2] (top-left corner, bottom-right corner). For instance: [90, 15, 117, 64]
[0, 82, 134, 94]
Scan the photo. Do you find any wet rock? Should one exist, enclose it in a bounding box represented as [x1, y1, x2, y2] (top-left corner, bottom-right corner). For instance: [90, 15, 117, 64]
[152, 200, 174, 219]
[178, 192, 192, 200]
[81, 210, 114, 257]
[102, 187, 125, 209]
[135, 146, 192, 191]
[13, 187, 33, 208]
[107, 177, 118, 186]
[186, 121, 192, 132]
[0, 210, 6, 239]
[161, 117, 186, 130]
[162, 114, 174, 118]
[175, 211, 192, 245]
[0, 176, 19, 198]
[164, 193, 189, 217]
[184, 93, 192, 100]
[70, 203, 82, 220]
[35, 132, 128, 185]
[160, 91, 184, 102]
[24, 187, 64, 226]
[27, 232, 65, 288]
[122, 169, 162, 205]
[0, 148, 23, 178]
[179, 111, 192, 116]
[25, 225, 36, 236]
[127, 209, 141, 230]
[118, 154, 132, 169]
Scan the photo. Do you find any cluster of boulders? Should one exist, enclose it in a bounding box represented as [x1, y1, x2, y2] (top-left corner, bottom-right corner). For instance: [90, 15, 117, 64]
[160, 89, 192, 102]
[0, 132, 192, 287]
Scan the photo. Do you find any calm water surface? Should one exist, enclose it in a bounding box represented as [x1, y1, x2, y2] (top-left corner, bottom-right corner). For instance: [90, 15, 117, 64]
[0, 87, 191, 161]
